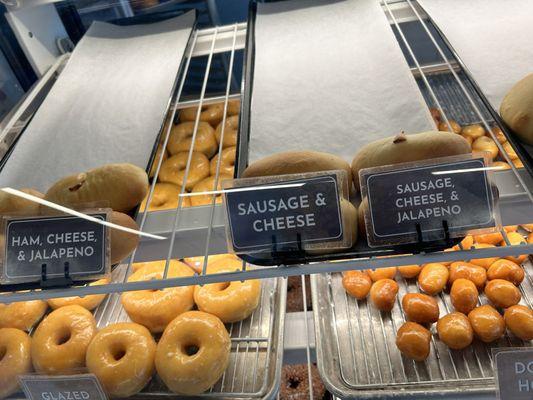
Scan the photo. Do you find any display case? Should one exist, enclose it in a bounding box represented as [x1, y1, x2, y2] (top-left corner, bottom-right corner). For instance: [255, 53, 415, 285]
[0, 1, 532, 399]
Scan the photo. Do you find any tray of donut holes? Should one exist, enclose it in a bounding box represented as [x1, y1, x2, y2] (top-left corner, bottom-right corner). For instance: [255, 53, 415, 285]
[0, 255, 286, 399]
[311, 226, 533, 398]
[143, 100, 240, 212]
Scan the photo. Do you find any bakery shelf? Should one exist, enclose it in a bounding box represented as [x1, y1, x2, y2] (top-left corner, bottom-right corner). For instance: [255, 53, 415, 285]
[88, 266, 286, 399]
[311, 261, 533, 399]
[1, 1, 533, 303]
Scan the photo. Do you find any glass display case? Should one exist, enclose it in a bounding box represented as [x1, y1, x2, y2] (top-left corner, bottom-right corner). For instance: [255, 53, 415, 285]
[0, 1, 532, 399]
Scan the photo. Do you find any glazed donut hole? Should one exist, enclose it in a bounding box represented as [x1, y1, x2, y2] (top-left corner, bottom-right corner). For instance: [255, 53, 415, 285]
[491, 126, 507, 144]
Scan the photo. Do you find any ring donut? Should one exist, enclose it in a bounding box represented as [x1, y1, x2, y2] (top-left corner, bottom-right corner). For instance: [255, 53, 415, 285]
[227, 99, 240, 116]
[210, 146, 236, 176]
[159, 152, 210, 191]
[190, 174, 232, 207]
[0, 300, 47, 331]
[167, 122, 217, 158]
[47, 278, 110, 311]
[183, 253, 238, 274]
[155, 311, 230, 395]
[86, 322, 156, 398]
[140, 183, 190, 211]
[0, 328, 32, 399]
[31, 305, 97, 375]
[215, 115, 239, 149]
[179, 104, 224, 127]
[121, 261, 195, 333]
[194, 258, 261, 322]
[149, 144, 168, 179]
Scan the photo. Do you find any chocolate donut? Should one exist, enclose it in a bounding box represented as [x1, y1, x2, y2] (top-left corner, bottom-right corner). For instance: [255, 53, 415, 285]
[280, 363, 326, 400]
[286, 276, 312, 313]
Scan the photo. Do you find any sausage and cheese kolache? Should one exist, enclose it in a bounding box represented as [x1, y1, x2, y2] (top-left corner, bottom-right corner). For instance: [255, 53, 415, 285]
[500, 73, 533, 145]
[351, 131, 471, 191]
[242, 150, 354, 195]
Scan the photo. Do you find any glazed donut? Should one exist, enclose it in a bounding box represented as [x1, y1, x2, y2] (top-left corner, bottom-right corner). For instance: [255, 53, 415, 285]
[491, 126, 507, 144]
[0, 328, 31, 399]
[501, 141, 518, 160]
[159, 152, 210, 191]
[492, 161, 512, 171]
[167, 122, 217, 158]
[0, 188, 43, 216]
[210, 146, 236, 176]
[179, 104, 224, 127]
[286, 275, 312, 312]
[227, 99, 240, 116]
[47, 278, 110, 311]
[140, 182, 190, 211]
[149, 144, 168, 178]
[472, 136, 498, 160]
[194, 258, 261, 322]
[461, 124, 485, 141]
[501, 232, 528, 264]
[215, 115, 239, 149]
[0, 300, 47, 331]
[155, 311, 230, 395]
[31, 305, 96, 375]
[438, 120, 462, 134]
[280, 363, 326, 400]
[190, 174, 232, 207]
[86, 322, 156, 398]
[183, 253, 238, 274]
[121, 260, 194, 333]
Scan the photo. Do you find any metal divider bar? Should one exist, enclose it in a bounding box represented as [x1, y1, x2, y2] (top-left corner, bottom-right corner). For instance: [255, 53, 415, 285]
[161, 27, 219, 280]
[200, 24, 239, 277]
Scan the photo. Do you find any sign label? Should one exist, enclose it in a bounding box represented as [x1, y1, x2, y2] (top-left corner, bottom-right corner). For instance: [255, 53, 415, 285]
[495, 348, 533, 400]
[224, 173, 343, 252]
[4, 213, 107, 282]
[19, 374, 107, 400]
[361, 157, 496, 246]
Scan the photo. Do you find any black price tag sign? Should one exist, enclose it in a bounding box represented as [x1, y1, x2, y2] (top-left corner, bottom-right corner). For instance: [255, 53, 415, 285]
[494, 348, 533, 399]
[19, 374, 107, 400]
[360, 156, 497, 246]
[3, 213, 108, 283]
[224, 173, 343, 253]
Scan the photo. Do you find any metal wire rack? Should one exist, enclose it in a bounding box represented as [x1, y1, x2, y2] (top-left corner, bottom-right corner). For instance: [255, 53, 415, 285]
[91, 265, 285, 399]
[312, 260, 533, 398]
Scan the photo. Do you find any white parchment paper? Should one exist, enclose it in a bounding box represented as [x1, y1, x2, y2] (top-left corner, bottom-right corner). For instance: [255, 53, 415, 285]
[418, 0, 533, 110]
[249, 0, 434, 162]
[0, 11, 195, 192]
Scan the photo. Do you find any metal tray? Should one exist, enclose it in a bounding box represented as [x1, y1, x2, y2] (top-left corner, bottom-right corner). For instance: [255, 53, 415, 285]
[92, 266, 286, 400]
[311, 260, 533, 399]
